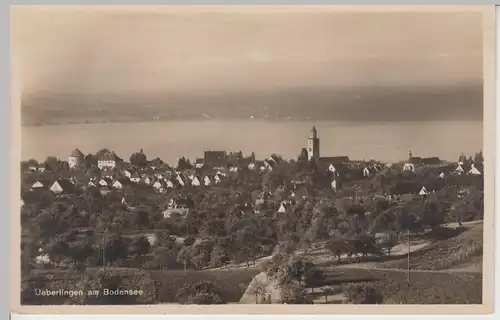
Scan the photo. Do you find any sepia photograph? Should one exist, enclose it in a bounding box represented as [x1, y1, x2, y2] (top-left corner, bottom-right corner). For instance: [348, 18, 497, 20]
[11, 5, 495, 313]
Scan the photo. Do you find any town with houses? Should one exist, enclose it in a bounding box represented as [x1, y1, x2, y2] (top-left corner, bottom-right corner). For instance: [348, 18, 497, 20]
[20, 126, 485, 305]
[23, 126, 483, 200]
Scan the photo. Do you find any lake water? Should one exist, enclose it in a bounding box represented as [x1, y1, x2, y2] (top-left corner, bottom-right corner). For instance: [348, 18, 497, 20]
[21, 120, 483, 165]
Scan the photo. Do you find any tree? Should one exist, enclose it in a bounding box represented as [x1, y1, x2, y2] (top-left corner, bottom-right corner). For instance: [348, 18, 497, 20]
[275, 256, 315, 287]
[44, 156, 59, 172]
[84, 154, 97, 168]
[44, 236, 70, 267]
[131, 210, 150, 228]
[298, 148, 308, 161]
[151, 246, 182, 270]
[177, 246, 192, 270]
[344, 283, 383, 304]
[102, 233, 128, 264]
[210, 245, 230, 268]
[67, 238, 96, 265]
[246, 280, 269, 304]
[379, 231, 398, 256]
[177, 157, 193, 170]
[129, 236, 151, 257]
[325, 238, 348, 264]
[303, 266, 326, 293]
[183, 236, 196, 247]
[474, 151, 484, 164]
[280, 282, 312, 304]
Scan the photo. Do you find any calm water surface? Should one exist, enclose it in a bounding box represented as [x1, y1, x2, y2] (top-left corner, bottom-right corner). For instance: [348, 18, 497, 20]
[21, 120, 483, 165]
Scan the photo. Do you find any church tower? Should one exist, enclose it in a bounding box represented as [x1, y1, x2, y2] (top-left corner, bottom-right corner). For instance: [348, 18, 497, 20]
[307, 125, 320, 161]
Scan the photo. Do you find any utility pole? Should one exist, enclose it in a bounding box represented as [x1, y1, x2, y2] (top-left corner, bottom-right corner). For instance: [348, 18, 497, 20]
[407, 228, 410, 287]
[102, 226, 107, 273]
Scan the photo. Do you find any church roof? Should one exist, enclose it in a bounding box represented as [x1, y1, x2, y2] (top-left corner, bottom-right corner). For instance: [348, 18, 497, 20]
[319, 156, 350, 164]
[69, 148, 84, 158]
[98, 151, 118, 161]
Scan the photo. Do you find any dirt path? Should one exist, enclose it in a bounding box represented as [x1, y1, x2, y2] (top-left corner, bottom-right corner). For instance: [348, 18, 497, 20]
[335, 264, 482, 274]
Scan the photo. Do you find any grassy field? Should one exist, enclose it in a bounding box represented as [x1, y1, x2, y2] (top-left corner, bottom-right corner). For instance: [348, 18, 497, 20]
[379, 223, 483, 271]
[311, 268, 482, 304]
[150, 269, 260, 303]
[23, 265, 482, 305]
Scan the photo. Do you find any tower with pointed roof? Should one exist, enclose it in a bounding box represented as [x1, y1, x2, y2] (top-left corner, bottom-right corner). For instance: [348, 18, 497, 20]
[68, 148, 85, 168]
[307, 125, 320, 161]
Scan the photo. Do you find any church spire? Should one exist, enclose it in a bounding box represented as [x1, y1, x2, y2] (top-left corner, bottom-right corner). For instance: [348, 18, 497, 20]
[310, 122, 318, 139]
[307, 122, 320, 161]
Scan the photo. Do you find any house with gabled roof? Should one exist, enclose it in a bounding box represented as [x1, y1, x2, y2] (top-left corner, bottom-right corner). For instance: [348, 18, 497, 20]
[277, 202, 287, 214]
[149, 157, 164, 169]
[154, 173, 164, 180]
[204, 150, 227, 167]
[363, 167, 374, 177]
[330, 179, 338, 191]
[191, 176, 201, 187]
[130, 172, 141, 183]
[468, 164, 482, 175]
[153, 180, 164, 189]
[31, 179, 51, 190]
[101, 169, 114, 179]
[204, 175, 211, 186]
[98, 177, 113, 188]
[50, 179, 76, 195]
[421, 157, 442, 166]
[195, 158, 205, 169]
[142, 176, 152, 185]
[403, 163, 416, 172]
[122, 169, 132, 178]
[214, 174, 222, 184]
[176, 175, 185, 187]
[112, 179, 129, 189]
[98, 151, 119, 170]
[165, 179, 174, 188]
[247, 161, 257, 171]
[455, 164, 465, 175]
[152, 180, 166, 193]
[418, 186, 429, 196]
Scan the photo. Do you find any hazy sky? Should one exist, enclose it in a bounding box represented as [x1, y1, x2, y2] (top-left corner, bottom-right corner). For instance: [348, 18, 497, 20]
[13, 7, 483, 96]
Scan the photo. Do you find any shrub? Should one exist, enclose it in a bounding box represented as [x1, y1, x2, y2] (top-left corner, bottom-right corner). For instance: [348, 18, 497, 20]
[280, 282, 313, 304]
[151, 269, 258, 303]
[188, 293, 223, 304]
[344, 283, 384, 304]
[176, 280, 224, 304]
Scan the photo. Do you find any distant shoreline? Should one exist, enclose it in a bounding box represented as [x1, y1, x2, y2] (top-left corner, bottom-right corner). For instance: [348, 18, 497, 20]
[21, 118, 483, 128]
